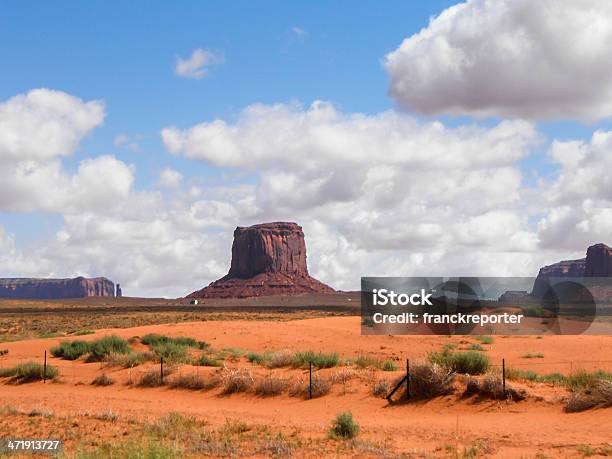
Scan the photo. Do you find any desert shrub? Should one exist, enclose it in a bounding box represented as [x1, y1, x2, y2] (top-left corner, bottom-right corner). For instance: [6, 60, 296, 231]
[372, 379, 391, 398]
[75, 439, 180, 459]
[50, 340, 91, 360]
[566, 370, 612, 392]
[150, 342, 189, 363]
[169, 373, 207, 390]
[91, 373, 114, 386]
[104, 351, 156, 368]
[289, 373, 331, 399]
[94, 409, 119, 422]
[0, 349, 9, 356]
[247, 351, 272, 365]
[0, 362, 59, 383]
[381, 360, 398, 371]
[292, 351, 339, 369]
[222, 368, 254, 394]
[141, 334, 197, 348]
[87, 335, 131, 361]
[465, 374, 527, 401]
[331, 368, 355, 385]
[468, 344, 484, 351]
[522, 353, 544, 359]
[254, 375, 288, 396]
[73, 330, 95, 336]
[429, 350, 489, 375]
[194, 355, 222, 367]
[409, 362, 455, 399]
[267, 350, 294, 368]
[521, 305, 547, 317]
[565, 393, 598, 413]
[137, 369, 167, 387]
[475, 335, 494, 344]
[222, 347, 246, 358]
[565, 380, 612, 412]
[353, 355, 380, 369]
[328, 412, 359, 440]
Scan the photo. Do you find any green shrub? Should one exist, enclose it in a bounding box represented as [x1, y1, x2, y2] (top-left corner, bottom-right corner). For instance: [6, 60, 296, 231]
[428, 350, 489, 375]
[475, 335, 494, 345]
[0, 362, 58, 382]
[73, 330, 95, 336]
[87, 336, 131, 361]
[381, 360, 398, 371]
[150, 342, 189, 363]
[468, 344, 484, 351]
[267, 350, 294, 368]
[292, 351, 339, 369]
[50, 340, 91, 360]
[329, 412, 359, 440]
[566, 370, 612, 392]
[194, 355, 222, 367]
[104, 351, 155, 368]
[522, 353, 544, 359]
[141, 334, 198, 348]
[247, 352, 273, 365]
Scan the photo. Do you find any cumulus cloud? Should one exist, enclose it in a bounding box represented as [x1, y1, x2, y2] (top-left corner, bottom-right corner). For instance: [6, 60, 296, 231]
[162, 100, 549, 290]
[385, 0, 612, 120]
[157, 168, 183, 188]
[174, 48, 224, 79]
[0, 88, 104, 162]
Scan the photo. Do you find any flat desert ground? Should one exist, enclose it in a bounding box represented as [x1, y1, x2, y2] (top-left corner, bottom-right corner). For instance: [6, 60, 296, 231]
[0, 298, 611, 458]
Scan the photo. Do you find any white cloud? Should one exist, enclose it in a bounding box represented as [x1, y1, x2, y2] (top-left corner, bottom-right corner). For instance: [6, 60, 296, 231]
[174, 48, 223, 79]
[157, 168, 183, 188]
[292, 26, 307, 37]
[114, 133, 140, 152]
[385, 0, 612, 120]
[0, 88, 104, 162]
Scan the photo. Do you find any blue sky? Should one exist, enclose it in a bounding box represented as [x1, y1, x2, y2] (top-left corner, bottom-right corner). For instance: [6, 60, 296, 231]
[1, 0, 612, 296]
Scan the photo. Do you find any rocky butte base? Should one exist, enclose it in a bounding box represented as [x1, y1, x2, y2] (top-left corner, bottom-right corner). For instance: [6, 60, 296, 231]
[187, 222, 334, 299]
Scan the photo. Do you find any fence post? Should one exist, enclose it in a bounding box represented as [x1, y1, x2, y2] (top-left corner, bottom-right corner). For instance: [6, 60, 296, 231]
[43, 350, 47, 384]
[309, 361, 312, 399]
[406, 359, 410, 400]
[160, 357, 164, 385]
[502, 358, 506, 397]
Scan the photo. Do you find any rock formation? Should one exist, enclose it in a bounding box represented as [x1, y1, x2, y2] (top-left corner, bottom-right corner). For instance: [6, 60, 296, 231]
[116, 284, 123, 297]
[531, 243, 612, 297]
[0, 277, 116, 299]
[187, 222, 334, 298]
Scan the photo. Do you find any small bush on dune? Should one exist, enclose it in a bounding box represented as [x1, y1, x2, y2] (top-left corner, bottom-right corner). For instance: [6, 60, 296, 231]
[73, 330, 95, 336]
[372, 379, 391, 398]
[169, 373, 207, 390]
[137, 368, 173, 387]
[87, 336, 131, 362]
[428, 350, 489, 375]
[292, 351, 339, 369]
[254, 375, 288, 396]
[0, 362, 58, 383]
[566, 370, 612, 392]
[141, 334, 197, 348]
[194, 355, 223, 367]
[267, 350, 294, 368]
[91, 373, 114, 386]
[50, 340, 91, 360]
[104, 351, 156, 368]
[328, 412, 359, 440]
[150, 342, 189, 364]
[407, 362, 455, 399]
[289, 373, 331, 399]
[222, 368, 254, 394]
[565, 380, 612, 413]
[247, 352, 273, 365]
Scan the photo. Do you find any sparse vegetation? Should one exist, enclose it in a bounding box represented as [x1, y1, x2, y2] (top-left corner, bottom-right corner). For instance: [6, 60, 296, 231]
[475, 335, 494, 345]
[141, 333, 199, 348]
[522, 352, 544, 359]
[73, 330, 95, 336]
[247, 351, 273, 365]
[328, 412, 359, 440]
[87, 335, 131, 362]
[91, 373, 114, 386]
[289, 373, 331, 399]
[292, 350, 339, 369]
[222, 368, 254, 394]
[169, 373, 207, 390]
[429, 349, 490, 375]
[352, 354, 398, 371]
[408, 362, 455, 399]
[372, 379, 391, 398]
[103, 351, 156, 368]
[0, 362, 58, 383]
[468, 343, 484, 351]
[267, 350, 294, 368]
[254, 375, 288, 396]
[149, 341, 190, 363]
[194, 355, 223, 367]
[50, 340, 91, 360]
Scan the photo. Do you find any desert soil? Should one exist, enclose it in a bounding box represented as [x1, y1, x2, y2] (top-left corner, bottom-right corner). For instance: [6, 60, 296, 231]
[0, 316, 611, 458]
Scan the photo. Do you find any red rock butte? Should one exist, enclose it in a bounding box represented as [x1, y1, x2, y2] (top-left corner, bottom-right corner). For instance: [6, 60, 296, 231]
[187, 222, 334, 299]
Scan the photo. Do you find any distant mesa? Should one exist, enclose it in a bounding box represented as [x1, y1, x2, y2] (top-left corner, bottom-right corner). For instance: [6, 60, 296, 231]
[531, 243, 612, 298]
[0, 277, 117, 299]
[187, 221, 334, 299]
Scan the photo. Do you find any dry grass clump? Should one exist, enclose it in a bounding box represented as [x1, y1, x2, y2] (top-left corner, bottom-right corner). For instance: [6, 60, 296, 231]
[136, 366, 175, 387]
[169, 373, 207, 390]
[267, 350, 294, 368]
[565, 380, 612, 413]
[103, 351, 156, 368]
[254, 375, 288, 396]
[408, 362, 455, 399]
[464, 374, 526, 401]
[91, 373, 115, 386]
[222, 368, 254, 394]
[289, 373, 331, 399]
[372, 379, 391, 398]
[331, 368, 355, 385]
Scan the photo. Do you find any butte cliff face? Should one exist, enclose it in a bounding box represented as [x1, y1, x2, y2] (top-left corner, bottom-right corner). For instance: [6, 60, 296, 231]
[0, 277, 116, 299]
[188, 222, 334, 298]
[531, 243, 612, 297]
